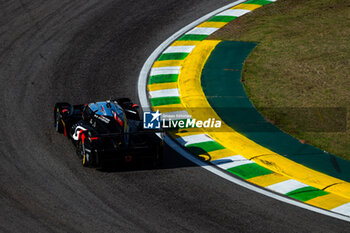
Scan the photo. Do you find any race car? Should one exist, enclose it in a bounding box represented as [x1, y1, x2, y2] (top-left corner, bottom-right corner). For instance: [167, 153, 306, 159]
[54, 98, 163, 167]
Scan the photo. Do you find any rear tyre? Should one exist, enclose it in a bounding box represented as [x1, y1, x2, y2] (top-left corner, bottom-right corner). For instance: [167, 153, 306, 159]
[54, 106, 64, 134]
[54, 102, 71, 134]
[77, 140, 90, 167]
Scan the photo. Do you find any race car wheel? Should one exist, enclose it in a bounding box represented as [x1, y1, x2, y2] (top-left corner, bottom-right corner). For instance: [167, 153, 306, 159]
[77, 140, 90, 167]
[54, 107, 64, 134]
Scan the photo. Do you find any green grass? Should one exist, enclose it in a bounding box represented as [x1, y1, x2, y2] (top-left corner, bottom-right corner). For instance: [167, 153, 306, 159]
[208, 0, 350, 160]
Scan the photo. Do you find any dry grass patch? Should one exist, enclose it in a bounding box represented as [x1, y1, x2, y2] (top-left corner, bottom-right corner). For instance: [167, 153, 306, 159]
[208, 0, 350, 159]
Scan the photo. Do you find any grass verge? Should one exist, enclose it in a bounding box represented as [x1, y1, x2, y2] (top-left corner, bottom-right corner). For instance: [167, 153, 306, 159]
[208, 0, 350, 160]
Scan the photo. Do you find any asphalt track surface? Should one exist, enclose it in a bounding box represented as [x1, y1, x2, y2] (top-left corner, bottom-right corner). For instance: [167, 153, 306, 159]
[0, 0, 349, 232]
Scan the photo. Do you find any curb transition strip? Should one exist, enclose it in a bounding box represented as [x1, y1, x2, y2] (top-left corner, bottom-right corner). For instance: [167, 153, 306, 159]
[137, 0, 350, 222]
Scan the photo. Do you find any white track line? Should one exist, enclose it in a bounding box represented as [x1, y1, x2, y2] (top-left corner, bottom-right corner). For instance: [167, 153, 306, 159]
[217, 9, 251, 17]
[212, 155, 254, 170]
[332, 203, 350, 216]
[212, 155, 250, 163]
[163, 46, 196, 54]
[150, 66, 181, 76]
[137, 0, 350, 222]
[177, 134, 213, 146]
[185, 27, 220, 35]
[266, 179, 309, 194]
[149, 88, 180, 98]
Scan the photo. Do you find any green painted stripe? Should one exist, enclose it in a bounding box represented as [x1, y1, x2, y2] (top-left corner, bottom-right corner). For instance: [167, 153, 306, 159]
[243, 0, 273, 5]
[286, 186, 329, 202]
[149, 74, 178, 84]
[186, 141, 225, 155]
[178, 34, 208, 41]
[207, 16, 237, 22]
[150, 96, 181, 106]
[227, 163, 273, 179]
[157, 53, 189, 61]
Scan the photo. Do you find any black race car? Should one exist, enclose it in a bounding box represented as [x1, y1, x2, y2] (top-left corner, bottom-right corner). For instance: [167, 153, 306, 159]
[54, 98, 163, 167]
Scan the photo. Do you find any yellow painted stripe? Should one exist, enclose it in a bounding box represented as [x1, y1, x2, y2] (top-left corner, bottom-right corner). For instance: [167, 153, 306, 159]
[306, 193, 350, 210]
[176, 39, 350, 199]
[152, 60, 184, 67]
[197, 22, 228, 28]
[248, 173, 289, 187]
[207, 148, 238, 161]
[325, 182, 350, 199]
[148, 83, 178, 91]
[152, 104, 185, 113]
[171, 41, 201, 46]
[231, 4, 262, 11]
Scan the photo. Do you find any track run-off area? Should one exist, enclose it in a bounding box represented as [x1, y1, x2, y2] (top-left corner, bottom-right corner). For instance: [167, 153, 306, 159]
[0, 0, 349, 232]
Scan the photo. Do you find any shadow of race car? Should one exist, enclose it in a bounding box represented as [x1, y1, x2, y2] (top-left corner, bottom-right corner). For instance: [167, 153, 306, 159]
[54, 98, 163, 167]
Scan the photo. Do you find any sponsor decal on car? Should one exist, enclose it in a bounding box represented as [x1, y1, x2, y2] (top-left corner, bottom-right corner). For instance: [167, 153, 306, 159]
[94, 114, 110, 124]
